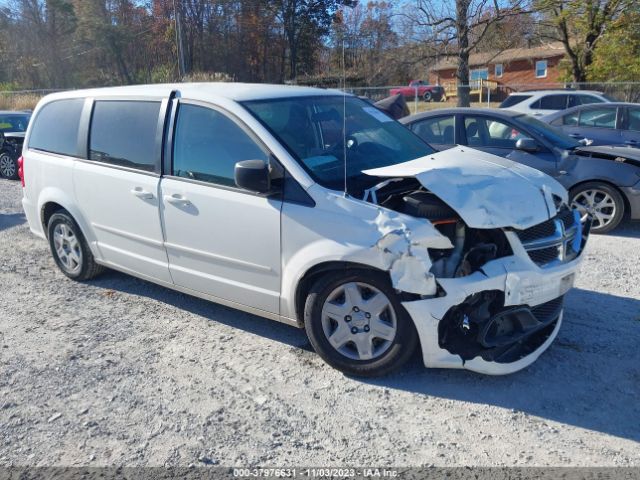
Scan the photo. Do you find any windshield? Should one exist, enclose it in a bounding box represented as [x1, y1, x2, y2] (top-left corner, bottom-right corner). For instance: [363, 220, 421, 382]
[0, 113, 30, 133]
[242, 96, 435, 192]
[516, 114, 581, 150]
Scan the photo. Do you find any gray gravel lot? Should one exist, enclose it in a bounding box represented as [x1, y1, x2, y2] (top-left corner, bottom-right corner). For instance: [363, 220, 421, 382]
[0, 177, 639, 467]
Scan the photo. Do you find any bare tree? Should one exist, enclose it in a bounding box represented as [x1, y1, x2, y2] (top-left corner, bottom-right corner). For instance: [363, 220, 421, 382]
[408, 0, 530, 106]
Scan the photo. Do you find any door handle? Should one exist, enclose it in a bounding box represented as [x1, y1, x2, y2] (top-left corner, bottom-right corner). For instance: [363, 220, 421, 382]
[164, 194, 191, 206]
[130, 187, 154, 200]
[569, 133, 584, 138]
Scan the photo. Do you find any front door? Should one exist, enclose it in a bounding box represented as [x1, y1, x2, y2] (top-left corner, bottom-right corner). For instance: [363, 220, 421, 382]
[462, 115, 558, 176]
[160, 101, 282, 314]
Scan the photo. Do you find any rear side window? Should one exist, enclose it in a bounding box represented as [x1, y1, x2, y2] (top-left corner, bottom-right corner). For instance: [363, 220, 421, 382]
[499, 95, 532, 108]
[560, 111, 579, 126]
[172, 103, 268, 187]
[578, 107, 617, 129]
[531, 95, 568, 110]
[28, 99, 84, 156]
[626, 108, 640, 131]
[89, 100, 161, 173]
[411, 115, 455, 144]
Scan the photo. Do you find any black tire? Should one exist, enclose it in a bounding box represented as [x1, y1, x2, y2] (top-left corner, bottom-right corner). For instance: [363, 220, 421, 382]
[423, 91, 433, 102]
[303, 269, 418, 377]
[0, 151, 18, 180]
[569, 182, 625, 234]
[47, 211, 104, 280]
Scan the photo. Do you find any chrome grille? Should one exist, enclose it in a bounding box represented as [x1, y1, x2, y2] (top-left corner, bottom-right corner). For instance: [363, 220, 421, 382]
[517, 208, 585, 267]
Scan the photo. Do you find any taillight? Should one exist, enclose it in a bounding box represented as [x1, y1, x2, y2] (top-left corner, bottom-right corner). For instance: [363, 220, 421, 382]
[17, 155, 24, 187]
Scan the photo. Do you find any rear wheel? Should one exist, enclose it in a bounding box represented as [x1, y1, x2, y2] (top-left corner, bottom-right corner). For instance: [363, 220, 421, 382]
[569, 182, 624, 234]
[0, 152, 18, 179]
[47, 211, 104, 280]
[423, 91, 432, 102]
[304, 270, 417, 377]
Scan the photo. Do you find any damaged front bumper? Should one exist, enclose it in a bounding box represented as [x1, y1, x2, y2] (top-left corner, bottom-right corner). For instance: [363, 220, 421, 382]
[402, 232, 586, 375]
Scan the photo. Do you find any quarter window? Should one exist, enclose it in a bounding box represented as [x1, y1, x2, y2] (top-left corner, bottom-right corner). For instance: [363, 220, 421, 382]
[576, 94, 603, 105]
[535, 60, 547, 78]
[578, 108, 617, 129]
[89, 101, 161, 172]
[28, 99, 84, 156]
[411, 115, 455, 144]
[172, 103, 268, 187]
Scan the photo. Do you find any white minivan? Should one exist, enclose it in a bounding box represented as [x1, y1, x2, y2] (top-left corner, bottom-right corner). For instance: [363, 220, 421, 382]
[20, 83, 590, 376]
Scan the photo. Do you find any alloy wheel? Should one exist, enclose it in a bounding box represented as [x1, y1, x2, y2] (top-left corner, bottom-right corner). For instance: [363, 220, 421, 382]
[320, 282, 397, 361]
[0, 153, 15, 178]
[53, 223, 83, 275]
[571, 189, 616, 230]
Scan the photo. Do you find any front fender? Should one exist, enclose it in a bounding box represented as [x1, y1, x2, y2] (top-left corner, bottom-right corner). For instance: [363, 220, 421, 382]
[559, 155, 640, 189]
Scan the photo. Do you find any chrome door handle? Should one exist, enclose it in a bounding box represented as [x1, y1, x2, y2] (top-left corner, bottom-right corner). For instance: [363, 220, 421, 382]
[164, 194, 191, 206]
[131, 187, 154, 200]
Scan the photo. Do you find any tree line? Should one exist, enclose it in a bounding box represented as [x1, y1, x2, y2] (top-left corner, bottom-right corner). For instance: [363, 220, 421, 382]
[0, 0, 637, 101]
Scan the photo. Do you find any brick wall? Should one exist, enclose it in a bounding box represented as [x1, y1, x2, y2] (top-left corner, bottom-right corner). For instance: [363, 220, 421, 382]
[429, 54, 564, 90]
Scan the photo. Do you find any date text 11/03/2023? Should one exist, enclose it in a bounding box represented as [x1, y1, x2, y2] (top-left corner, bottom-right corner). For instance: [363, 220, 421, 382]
[232, 468, 400, 478]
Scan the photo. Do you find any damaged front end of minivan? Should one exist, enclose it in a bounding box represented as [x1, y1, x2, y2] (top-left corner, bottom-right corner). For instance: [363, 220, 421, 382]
[358, 147, 591, 374]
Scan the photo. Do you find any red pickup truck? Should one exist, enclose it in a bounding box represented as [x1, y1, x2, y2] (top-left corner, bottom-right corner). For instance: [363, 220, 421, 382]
[389, 81, 445, 102]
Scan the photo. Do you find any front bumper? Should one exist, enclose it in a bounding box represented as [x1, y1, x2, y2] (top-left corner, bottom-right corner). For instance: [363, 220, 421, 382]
[403, 242, 583, 375]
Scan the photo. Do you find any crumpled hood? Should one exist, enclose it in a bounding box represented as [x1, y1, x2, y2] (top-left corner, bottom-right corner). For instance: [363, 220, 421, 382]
[363, 146, 568, 230]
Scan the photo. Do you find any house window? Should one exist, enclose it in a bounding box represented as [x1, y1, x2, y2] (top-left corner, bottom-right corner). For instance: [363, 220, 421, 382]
[535, 60, 548, 78]
[470, 68, 489, 81]
[495, 64, 503, 78]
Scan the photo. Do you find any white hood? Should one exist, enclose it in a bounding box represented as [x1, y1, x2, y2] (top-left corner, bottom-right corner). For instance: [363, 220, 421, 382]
[363, 146, 568, 230]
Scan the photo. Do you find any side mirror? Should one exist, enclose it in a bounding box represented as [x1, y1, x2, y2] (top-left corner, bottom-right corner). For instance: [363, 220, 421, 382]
[515, 138, 539, 152]
[234, 159, 271, 194]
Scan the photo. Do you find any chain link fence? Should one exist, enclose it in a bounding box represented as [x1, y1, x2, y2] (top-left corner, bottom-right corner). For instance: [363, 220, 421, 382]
[2, 82, 640, 115]
[345, 81, 640, 116]
[0, 89, 62, 111]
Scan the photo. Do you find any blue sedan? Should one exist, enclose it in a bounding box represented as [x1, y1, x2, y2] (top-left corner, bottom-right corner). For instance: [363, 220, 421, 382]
[540, 102, 640, 147]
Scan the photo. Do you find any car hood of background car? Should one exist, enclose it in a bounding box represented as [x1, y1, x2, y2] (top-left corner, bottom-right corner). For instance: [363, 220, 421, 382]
[363, 146, 567, 230]
[575, 145, 640, 167]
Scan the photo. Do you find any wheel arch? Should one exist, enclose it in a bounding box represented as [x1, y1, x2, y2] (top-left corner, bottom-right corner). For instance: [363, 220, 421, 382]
[37, 188, 96, 247]
[294, 261, 394, 324]
[568, 179, 630, 218]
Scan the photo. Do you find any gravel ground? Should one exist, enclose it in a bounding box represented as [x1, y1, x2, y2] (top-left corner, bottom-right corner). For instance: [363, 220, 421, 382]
[0, 177, 639, 468]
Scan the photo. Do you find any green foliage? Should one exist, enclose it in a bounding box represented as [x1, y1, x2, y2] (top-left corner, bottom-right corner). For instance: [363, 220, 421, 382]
[588, 11, 640, 82]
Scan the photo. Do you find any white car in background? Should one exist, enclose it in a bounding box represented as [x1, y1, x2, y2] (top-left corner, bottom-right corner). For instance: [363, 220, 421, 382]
[499, 90, 615, 116]
[20, 83, 590, 377]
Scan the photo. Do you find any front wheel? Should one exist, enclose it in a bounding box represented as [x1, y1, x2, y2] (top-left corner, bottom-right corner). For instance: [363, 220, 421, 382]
[0, 151, 18, 179]
[570, 182, 625, 234]
[423, 91, 432, 102]
[304, 270, 418, 377]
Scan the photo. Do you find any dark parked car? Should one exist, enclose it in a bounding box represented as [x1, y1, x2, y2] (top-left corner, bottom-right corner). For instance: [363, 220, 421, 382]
[541, 102, 640, 147]
[401, 108, 640, 233]
[0, 111, 30, 179]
